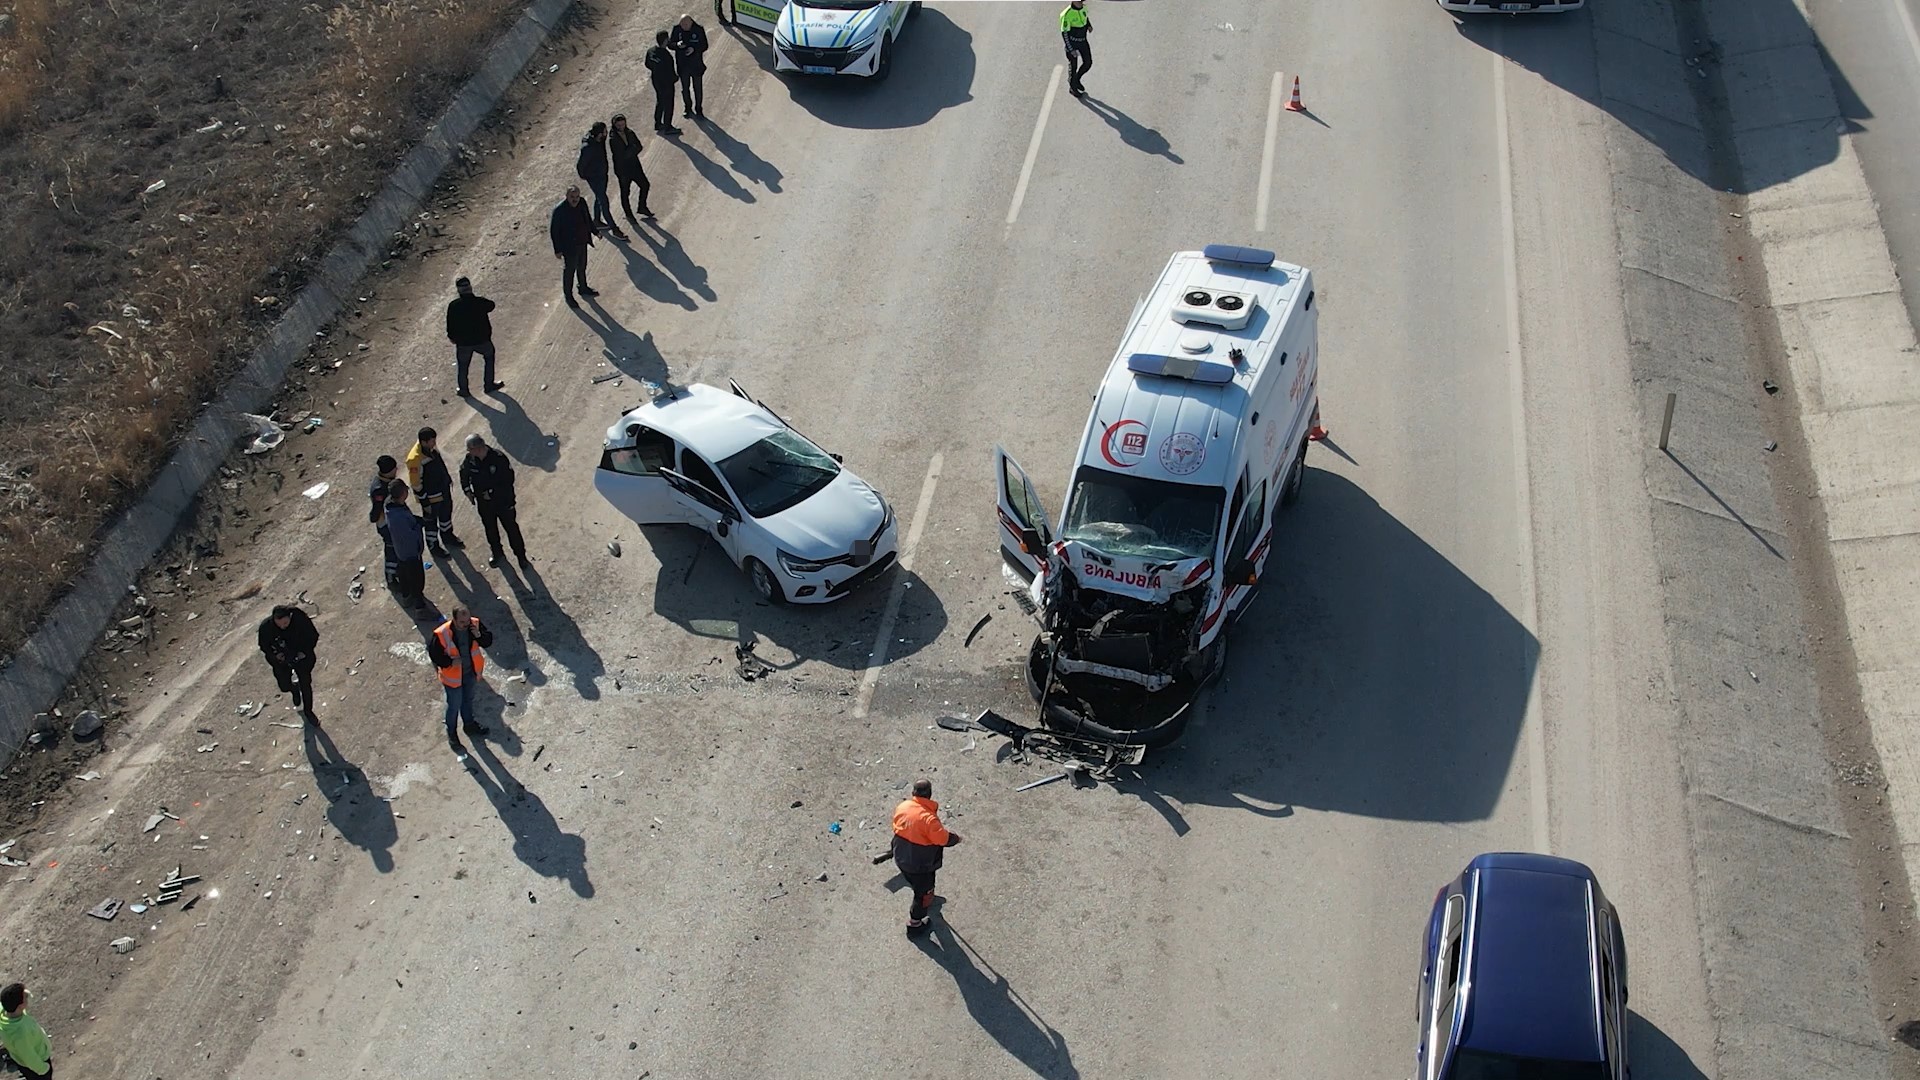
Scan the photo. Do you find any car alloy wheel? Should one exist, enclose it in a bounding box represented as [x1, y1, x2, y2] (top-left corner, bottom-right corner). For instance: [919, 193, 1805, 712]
[745, 557, 786, 604]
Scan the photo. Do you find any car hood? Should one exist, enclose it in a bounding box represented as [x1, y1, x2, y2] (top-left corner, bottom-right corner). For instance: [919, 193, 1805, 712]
[757, 468, 887, 559]
[777, 3, 889, 47]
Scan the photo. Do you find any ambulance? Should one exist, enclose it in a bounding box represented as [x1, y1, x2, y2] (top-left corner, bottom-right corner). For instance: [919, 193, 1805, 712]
[995, 244, 1322, 749]
[715, 0, 921, 80]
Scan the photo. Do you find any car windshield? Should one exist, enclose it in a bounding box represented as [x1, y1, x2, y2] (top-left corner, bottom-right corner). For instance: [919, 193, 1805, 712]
[803, 0, 882, 9]
[1444, 1049, 1609, 1080]
[718, 430, 842, 518]
[1062, 467, 1222, 561]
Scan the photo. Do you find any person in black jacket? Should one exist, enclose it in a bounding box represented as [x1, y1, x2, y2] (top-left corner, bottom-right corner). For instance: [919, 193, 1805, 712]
[368, 454, 401, 587]
[646, 30, 681, 135]
[446, 276, 503, 397]
[670, 15, 709, 119]
[257, 604, 321, 724]
[407, 426, 466, 556]
[609, 114, 656, 223]
[575, 122, 629, 242]
[549, 185, 600, 308]
[460, 434, 529, 570]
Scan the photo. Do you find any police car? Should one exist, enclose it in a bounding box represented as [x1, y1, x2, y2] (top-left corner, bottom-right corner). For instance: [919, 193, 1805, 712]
[594, 380, 899, 604]
[997, 244, 1323, 748]
[1437, 0, 1584, 12]
[768, 0, 920, 80]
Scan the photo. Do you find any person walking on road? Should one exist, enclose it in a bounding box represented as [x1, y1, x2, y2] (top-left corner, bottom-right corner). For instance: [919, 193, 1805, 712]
[257, 604, 321, 724]
[575, 121, 629, 242]
[0, 983, 52, 1080]
[550, 185, 600, 308]
[460, 433, 530, 570]
[670, 14, 709, 119]
[407, 426, 466, 556]
[430, 605, 494, 757]
[609, 114, 656, 223]
[368, 453, 401, 587]
[384, 480, 430, 612]
[646, 30, 682, 134]
[446, 276, 503, 398]
[892, 778, 962, 937]
[1061, 0, 1093, 98]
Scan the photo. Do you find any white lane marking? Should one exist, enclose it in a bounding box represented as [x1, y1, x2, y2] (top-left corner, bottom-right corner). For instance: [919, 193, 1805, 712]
[1007, 65, 1064, 228]
[1494, 44, 1552, 855]
[1895, 0, 1920, 82]
[1256, 71, 1284, 232]
[853, 453, 943, 719]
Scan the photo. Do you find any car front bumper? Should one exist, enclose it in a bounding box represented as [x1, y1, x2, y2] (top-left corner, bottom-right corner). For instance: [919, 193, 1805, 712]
[784, 517, 901, 603]
[772, 36, 884, 77]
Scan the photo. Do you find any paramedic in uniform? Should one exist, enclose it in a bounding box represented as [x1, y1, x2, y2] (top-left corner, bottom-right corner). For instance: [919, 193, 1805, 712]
[407, 426, 466, 556]
[1060, 1, 1092, 98]
[891, 778, 962, 937]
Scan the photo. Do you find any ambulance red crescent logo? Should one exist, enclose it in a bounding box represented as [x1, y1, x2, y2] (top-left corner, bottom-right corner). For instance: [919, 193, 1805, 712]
[1099, 419, 1147, 468]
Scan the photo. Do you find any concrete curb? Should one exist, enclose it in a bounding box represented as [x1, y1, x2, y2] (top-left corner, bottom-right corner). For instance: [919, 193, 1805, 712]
[0, 0, 577, 764]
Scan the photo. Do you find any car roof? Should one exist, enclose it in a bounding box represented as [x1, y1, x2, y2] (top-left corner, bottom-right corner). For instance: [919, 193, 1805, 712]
[603, 383, 784, 462]
[1459, 864, 1603, 1062]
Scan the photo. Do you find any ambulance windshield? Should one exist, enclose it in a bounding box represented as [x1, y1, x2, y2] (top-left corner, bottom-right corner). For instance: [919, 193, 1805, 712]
[1062, 467, 1222, 561]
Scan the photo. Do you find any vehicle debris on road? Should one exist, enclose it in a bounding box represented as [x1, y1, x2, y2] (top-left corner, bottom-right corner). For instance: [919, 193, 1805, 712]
[87, 898, 123, 921]
[109, 936, 137, 954]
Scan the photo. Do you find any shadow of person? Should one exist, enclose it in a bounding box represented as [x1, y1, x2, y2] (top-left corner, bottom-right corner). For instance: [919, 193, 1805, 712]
[668, 135, 757, 203]
[572, 303, 671, 384]
[1627, 1010, 1708, 1079]
[433, 549, 530, 671]
[464, 740, 593, 897]
[606, 238, 698, 310]
[1077, 96, 1184, 162]
[913, 922, 1078, 1079]
[468, 391, 560, 472]
[692, 115, 782, 194]
[302, 723, 398, 873]
[504, 561, 607, 701]
[635, 222, 715, 303]
[468, 675, 526, 758]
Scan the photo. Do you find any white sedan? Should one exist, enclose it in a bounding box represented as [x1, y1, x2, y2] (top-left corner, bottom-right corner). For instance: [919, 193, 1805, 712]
[593, 380, 898, 604]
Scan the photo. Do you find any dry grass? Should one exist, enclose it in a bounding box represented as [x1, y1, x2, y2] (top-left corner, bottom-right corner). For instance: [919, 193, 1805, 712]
[0, 0, 526, 659]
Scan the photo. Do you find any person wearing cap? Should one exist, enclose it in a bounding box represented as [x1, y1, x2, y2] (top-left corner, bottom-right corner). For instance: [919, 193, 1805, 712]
[550, 185, 600, 308]
[407, 426, 466, 556]
[670, 13, 709, 119]
[460, 434, 529, 570]
[1060, 1, 1093, 98]
[891, 778, 962, 937]
[446, 276, 503, 398]
[645, 29, 681, 135]
[575, 121, 628, 242]
[256, 603, 321, 725]
[368, 454, 401, 587]
[609, 114, 656, 223]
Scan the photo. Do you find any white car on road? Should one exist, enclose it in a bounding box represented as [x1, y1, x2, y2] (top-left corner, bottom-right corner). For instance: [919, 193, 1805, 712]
[771, 0, 920, 80]
[594, 380, 898, 604]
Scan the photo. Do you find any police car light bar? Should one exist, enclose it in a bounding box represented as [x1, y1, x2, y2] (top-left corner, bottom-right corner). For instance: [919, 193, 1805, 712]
[1127, 353, 1237, 383]
[1201, 244, 1277, 268]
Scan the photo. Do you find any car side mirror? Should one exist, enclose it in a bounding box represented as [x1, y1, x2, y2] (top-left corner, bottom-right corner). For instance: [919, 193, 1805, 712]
[715, 519, 730, 538]
[830, 452, 844, 464]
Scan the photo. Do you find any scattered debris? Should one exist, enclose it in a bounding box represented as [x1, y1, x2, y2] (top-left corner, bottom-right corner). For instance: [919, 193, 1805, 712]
[240, 413, 284, 455]
[304, 416, 326, 433]
[0, 856, 27, 868]
[815, 872, 829, 882]
[71, 710, 105, 739]
[196, 119, 224, 134]
[871, 849, 894, 865]
[607, 539, 622, 558]
[87, 898, 123, 921]
[109, 936, 137, 954]
[128, 903, 148, 914]
[791, 800, 803, 808]
[142, 814, 166, 833]
[735, 641, 775, 682]
[142, 179, 167, 196]
[964, 613, 993, 647]
[1762, 380, 1779, 395]
[827, 821, 842, 835]
[764, 888, 787, 901]
[1763, 440, 1777, 452]
[348, 580, 365, 602]
[1017, 772, 1072, 792]
[301, 481, 330, 500]
[532, 744, 546, 762]
[182, 894, 201, 911]
[591, 371, 623, 384]
[75, 770, 101, 782]
[196, 743, 219, 753]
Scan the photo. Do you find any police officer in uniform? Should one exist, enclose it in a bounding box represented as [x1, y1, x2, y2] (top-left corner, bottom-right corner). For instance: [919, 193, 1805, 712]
[256, 604, 321, 724]
[1060, 0, 1093, 97]
[407, 426, 465, 556]
[460, 434, 529, 570]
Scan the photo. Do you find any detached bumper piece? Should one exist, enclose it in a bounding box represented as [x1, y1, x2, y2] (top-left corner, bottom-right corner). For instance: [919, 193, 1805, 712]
[826, 551, 898, 598]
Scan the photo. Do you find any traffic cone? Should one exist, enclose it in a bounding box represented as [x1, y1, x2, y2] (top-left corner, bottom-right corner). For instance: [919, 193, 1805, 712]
[1286, 75, 1305, 113]
[1308, 423, 1329, 442]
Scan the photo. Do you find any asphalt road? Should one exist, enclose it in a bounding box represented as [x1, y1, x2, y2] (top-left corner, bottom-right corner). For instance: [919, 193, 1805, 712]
[0, 2, 1802, 1077]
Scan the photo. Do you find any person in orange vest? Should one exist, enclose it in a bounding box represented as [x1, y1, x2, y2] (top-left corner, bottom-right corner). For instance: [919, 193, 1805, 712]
[428, 605, 494, 756]
[892, 777, 962, 937]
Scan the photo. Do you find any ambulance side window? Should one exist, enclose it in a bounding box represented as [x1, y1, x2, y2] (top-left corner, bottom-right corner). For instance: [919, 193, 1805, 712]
[1225, 481, 1268, 574]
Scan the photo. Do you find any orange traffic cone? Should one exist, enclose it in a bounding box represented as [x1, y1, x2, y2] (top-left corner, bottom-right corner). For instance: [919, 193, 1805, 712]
[1286, 75, 1305, 113]
[1307, 423, 1329, 442]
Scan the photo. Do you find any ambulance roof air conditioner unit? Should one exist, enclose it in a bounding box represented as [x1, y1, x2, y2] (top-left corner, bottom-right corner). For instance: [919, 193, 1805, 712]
[1172, 287, 1257, 331]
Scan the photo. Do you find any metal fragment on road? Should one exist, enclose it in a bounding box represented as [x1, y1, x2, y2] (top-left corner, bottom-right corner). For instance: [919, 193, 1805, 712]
[301, 481, 330, 500]
[75, 770, 101, 781]
[608, 539, 622, 557]
[109, 936, 137, 954]
[591, 371, 623, 384]
[963, 612, 992, 647]
[1016, 772, 1071, 792]
[142, 814, 165, 832]
[87, 898, 123, 920]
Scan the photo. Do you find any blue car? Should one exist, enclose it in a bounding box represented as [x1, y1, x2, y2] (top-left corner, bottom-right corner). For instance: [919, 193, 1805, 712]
[1417, 853, 1630, 1080]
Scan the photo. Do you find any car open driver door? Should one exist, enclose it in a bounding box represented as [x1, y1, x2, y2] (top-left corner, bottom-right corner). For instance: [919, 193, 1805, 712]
[594, 424, 703, 526]
[994, 445, 1052, 586]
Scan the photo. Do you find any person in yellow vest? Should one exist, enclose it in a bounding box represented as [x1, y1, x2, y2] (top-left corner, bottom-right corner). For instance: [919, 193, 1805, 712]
[428, 606, 494, 757]
[1060, 0, 1093, 98]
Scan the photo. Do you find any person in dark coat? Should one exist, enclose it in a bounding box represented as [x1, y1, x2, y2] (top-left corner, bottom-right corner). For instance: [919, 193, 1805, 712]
[549, 185, 600, 308]
[368, 454, 401, 587]
[609, 114, 655, 223]
[575, 122, 628, 242]
[257, 604, 321, 724]
[891, 778, 962, 937]
[670, 14, 709, 119]
[460, 433, 529, 570]
[646, 30, 681, 135]
[407, 426, 465, 556]
[446, 276, 503, 397]
[384, 480, 430, 611]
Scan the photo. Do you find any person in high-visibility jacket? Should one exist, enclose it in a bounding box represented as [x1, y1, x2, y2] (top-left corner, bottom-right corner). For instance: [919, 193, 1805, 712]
[892, 778, 963, 936]
[1060, 0, 1093, 98]
[428, 606, 494, 756]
